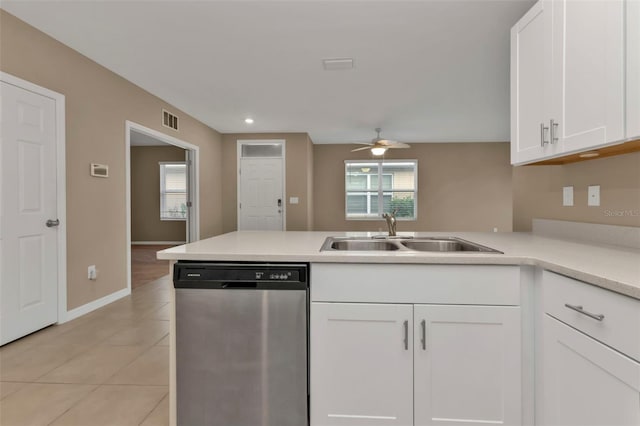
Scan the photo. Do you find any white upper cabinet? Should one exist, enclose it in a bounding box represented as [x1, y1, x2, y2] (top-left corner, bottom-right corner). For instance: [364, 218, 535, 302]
[511, 0, 629, 165]
[511, 1, 554, 164]
[551, 0, 625, 153]
[628, 0, 640, 139]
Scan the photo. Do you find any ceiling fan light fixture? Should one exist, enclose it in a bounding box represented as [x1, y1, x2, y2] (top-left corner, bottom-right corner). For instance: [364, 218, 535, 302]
[371, 146, 387, 156]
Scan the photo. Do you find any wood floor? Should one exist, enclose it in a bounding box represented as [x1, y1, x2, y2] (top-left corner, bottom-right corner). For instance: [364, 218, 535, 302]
[131, 245, 176, 289]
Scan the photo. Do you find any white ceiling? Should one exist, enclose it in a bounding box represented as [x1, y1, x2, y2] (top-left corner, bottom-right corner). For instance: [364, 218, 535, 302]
[2, 0, 535, 144]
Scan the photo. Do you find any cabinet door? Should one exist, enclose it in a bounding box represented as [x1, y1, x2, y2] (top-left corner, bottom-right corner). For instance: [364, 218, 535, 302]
[511, 0, 553, 164]
[542, 315, 640, 426]
[311, 303, 413, 426]
[551, 0, 625, 153]
[414, 305, 522, 426]
[628, 0, 640, 139]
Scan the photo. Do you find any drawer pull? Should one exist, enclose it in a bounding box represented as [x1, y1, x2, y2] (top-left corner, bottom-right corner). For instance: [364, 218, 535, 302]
[564, 303, 605, 321]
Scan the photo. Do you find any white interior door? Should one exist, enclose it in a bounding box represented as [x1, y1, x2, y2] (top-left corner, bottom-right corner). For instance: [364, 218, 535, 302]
[238, 157, 284, 231]
[0, 81, 59, 345]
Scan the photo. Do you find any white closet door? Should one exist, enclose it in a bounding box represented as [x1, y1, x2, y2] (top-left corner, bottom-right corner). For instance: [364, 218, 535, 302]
[0, 81, 59, 345]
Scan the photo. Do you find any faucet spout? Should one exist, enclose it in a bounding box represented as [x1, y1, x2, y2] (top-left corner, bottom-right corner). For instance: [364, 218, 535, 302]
[382, 208, 398, 237]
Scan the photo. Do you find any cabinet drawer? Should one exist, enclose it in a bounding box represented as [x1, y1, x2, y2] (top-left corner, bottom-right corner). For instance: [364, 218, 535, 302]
[543, 270, 640, 361]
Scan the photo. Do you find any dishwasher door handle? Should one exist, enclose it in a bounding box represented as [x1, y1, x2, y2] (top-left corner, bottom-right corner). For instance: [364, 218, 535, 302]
[221, 282, 258, 289]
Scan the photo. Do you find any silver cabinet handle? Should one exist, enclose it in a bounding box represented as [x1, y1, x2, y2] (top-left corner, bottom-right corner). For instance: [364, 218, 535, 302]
[403, 320, 408, 350]
[420, 319, 426, 351]
[540, 123, 549, 147]
[46, 219, 60, 227]
[564, 303, 605, 321]
[550, 119, 559, 144]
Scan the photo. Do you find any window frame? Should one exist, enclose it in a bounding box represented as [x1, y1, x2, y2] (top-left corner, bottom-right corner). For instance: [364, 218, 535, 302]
[344, 159, 418, 221]
[159, 161, 188, 221]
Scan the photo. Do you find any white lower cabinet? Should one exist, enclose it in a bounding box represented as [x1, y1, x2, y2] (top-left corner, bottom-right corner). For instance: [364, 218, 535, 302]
[540, 270, 640, 426]
[311, 302, 522, 426]
[311, 303, 414, 426]
[414, 305, 522, 426]
[542, 315, 640, 426]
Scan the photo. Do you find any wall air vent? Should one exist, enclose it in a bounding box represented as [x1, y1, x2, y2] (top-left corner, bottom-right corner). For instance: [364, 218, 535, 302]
[162, 109, 179, 131]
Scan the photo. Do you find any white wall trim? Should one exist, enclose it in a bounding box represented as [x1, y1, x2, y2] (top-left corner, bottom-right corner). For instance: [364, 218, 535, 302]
[236, 139, 287, 231]
[126, 121, 200, 295]
[0, 72, 69, 324]
[65, 288, 130, 322]
[131, 241, 186, 245]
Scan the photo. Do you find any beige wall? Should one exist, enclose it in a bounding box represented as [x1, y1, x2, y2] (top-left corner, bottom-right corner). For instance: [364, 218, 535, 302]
[314, 143, 513, 232]
[513, 152, 640, 231]
[131, 146, 187, 242]
[1, 10, 223, 310]
[220, 133, 314, 232]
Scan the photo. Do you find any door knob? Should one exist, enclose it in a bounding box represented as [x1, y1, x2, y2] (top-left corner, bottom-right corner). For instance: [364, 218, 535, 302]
[46, 219, 60, 227]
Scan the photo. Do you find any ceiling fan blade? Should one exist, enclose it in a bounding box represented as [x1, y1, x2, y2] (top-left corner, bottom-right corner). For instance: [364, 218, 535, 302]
[388, 142, 411, 149]
[351, 146, 374, 152]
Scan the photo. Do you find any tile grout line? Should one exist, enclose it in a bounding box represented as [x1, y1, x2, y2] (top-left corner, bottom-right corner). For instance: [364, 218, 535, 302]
[137, 391, 169, 426]
[44, 383, 100, 426]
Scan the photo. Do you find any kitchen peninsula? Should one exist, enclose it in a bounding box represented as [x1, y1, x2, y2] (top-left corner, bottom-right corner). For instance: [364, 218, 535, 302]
[158, 223, 640, 426]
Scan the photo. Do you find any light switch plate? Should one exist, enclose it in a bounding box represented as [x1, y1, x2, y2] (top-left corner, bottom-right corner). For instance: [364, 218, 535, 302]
[289, 197, 299, 205]
[588, 185, 600, 206]
[563, 186, 574, 206]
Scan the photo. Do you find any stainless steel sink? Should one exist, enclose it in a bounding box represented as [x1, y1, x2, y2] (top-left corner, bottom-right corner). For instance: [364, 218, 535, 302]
[321, 236, 502, 253]
[330, 240, 399, 251]
[401, 239, 464, 252]
[401, 238, 501, 252]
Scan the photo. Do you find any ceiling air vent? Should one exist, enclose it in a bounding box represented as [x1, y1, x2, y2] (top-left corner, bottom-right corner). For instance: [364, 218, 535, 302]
[162, 109, 179, 131]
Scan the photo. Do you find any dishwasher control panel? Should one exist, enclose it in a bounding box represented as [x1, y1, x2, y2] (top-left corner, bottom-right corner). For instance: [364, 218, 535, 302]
[173, 262, 308, 289]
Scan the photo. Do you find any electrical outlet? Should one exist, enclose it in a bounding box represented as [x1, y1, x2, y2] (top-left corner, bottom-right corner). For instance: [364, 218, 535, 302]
[88, 265, 97, 280]
[588, 185, 600, 206]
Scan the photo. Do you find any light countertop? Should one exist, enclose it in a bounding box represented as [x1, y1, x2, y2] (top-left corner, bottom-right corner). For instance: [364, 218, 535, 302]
[158, 231, 640, 300]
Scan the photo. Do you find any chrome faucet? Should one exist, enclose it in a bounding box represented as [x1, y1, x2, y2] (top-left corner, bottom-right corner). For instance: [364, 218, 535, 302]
[382, 209, 398, 237]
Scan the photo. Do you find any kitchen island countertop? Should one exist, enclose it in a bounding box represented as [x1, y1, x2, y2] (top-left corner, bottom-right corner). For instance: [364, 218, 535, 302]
[158, 231, 640, 300]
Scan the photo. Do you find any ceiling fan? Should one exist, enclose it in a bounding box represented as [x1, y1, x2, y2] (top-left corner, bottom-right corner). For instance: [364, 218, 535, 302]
[351, 128, 410, 156]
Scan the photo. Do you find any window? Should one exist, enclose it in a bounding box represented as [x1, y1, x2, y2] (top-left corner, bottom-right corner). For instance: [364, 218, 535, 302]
[160, 162, 187, 220]
[345, 160, 417, 220]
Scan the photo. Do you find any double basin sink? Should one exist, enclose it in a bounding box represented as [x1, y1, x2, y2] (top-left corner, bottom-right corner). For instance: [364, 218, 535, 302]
[320, 236, 502, 253]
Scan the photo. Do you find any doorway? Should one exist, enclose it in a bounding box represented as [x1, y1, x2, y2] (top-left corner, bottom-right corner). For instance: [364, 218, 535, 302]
[125, 121, 199, 290]
[237, 140, 286, 231]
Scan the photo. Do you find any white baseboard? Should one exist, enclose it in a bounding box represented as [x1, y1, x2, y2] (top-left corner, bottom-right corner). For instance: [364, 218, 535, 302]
[60, 287, 131, 323]
[131, 241, 185, 245]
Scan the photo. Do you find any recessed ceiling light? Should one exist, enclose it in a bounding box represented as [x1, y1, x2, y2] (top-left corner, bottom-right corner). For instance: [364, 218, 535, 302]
[579, 151, 599, 158]
[322, 58, 354, 71]
[244, 118, 254, 124]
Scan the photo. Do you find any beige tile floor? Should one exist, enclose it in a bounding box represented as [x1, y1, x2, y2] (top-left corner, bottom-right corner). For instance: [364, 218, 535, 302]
[0, 276, 171, 426]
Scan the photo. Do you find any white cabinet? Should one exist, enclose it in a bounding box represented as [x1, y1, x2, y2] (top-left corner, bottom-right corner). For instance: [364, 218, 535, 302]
[628, 0, 640, 139]
[541, 271, 640, 425]
[414, 305, 522, 426]
[550, 0, 625, 153]
[310, 302, 522, 426]
[511, 0, 627, 165]
[510, 0, 554, 164]
[311, 303, 414, 426]
[542, 316, 640, 426]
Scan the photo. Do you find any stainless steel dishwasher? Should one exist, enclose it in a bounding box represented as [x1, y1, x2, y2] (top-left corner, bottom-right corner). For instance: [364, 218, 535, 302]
[173, 262, 309, 426]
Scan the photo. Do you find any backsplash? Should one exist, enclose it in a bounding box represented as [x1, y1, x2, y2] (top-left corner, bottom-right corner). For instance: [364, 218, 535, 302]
[513, 151, 640, 231]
